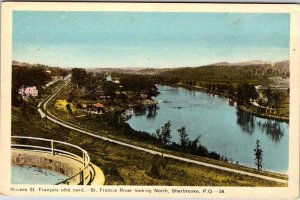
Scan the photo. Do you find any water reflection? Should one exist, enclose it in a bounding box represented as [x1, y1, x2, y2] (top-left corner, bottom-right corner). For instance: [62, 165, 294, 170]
[147, 105, 158, 119]
[128, 85, 288, 171]
[133, 104, 159, 119]
[257, 120, 284, 142]
[133, 105, 147, 116]
[162, 87, 179, 94]
[236, 109, 255, 134]
[236, 109, 285, 142]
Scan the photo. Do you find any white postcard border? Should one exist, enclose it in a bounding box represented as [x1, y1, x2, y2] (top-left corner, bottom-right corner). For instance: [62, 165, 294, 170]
[1, 2, 299, 198]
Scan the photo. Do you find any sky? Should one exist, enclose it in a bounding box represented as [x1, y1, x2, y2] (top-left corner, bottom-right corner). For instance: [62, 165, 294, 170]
[12, 11, 290, 68]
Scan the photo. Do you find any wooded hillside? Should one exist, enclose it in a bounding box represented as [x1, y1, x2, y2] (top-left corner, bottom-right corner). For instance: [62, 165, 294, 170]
[158, 61, 289, 84]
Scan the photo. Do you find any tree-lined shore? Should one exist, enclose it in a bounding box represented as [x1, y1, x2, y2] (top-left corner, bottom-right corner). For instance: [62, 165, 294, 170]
[149, 61, 290, 121]
[169, 82, 289, 122]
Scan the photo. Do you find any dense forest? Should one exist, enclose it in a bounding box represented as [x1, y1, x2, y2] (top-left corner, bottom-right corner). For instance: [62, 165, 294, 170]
[157, 62, 289, 84]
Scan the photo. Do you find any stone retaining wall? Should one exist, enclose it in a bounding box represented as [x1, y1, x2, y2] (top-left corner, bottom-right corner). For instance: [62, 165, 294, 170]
[12, 149, 83, 183]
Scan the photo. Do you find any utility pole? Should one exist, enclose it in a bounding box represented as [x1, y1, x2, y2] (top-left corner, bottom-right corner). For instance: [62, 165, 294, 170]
[45, 112, 48, 127]
[86, 129, 88, 150]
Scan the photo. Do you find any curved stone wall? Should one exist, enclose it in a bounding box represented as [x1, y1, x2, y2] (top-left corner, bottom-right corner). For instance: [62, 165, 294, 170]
[12, 149, 83, 184]
[11, 148, 105, 185]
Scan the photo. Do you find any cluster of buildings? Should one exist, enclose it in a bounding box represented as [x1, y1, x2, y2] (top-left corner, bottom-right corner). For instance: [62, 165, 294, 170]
[18, 73, 70, 98]
[78, 102, 106, 114]
[18, 86, 39, 97]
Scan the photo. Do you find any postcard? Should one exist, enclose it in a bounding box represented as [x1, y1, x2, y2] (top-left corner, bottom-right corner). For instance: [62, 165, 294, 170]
[0, 2, 299, 199]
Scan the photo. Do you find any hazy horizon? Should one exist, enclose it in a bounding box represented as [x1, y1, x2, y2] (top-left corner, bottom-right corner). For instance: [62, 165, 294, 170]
[12, 58, 289, 70]
[13, 12, 290, 69]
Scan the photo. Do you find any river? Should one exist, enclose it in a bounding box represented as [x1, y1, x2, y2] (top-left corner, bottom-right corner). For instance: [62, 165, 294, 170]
[127, 85, 289, 173]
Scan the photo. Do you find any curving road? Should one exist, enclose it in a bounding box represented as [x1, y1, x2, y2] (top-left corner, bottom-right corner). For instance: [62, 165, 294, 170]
[37, 78, 287, 184]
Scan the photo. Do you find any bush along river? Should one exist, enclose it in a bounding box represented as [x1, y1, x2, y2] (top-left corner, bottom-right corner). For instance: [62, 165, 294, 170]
[127, 85, 289, 173]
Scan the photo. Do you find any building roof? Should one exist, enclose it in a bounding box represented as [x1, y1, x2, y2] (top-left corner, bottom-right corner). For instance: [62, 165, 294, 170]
[92, 103, 105, 108]
[19, 85, 37, 89]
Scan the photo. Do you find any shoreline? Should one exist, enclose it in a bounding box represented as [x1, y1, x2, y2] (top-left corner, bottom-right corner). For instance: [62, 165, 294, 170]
[116, 84, 288, 175]
[238, 105, 289, 123]
[120, 98, 158, 120]
[168, 82, 289, 123]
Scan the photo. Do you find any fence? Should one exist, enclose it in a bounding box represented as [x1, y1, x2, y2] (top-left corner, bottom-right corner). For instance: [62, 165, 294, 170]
[11, 136, 92, 185]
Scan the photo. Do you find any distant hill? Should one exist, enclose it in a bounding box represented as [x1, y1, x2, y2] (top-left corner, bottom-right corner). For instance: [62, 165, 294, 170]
[12, 60, 54, 68]
[12, 60, 69, 77]
[272, 60, 289, 68]
[12, 60, 33, 67]
[158, 60, 290, 84]
[210, 60, 271, 67]
[13, 59, 289, 85]
[136, 68, 170, 75]
[88, 67, 169, 75]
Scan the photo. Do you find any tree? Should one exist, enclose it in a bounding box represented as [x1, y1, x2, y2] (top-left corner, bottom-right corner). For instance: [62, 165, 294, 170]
[61, 69, 69, 78]
[178, 126, 189, 147]
[271, 90, 286, 109]
[228, 84, 235, 98]
[149, 155, 162, 179]
[155, 121, 172, 159]
[66, 103, 73, 115]
[67, 92, 74, 103]
[254, 139, 263, 170]
[188, 135, 201, 152]
[12, 65, 51, 106]
[236, 83, 258, 105]
[119, 74, 159, 97]
[84, 72, 104, 100]
[102, 81, 118, 97]
[71, 68, 87, 88]
[12, 65, 51, 91]
[264, 89, 287, 109]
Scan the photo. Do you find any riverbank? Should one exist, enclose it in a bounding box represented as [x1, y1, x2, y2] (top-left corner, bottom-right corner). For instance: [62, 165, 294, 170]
[175, 82, 230, 96]
[44, 82, 288, 183]
[238, 105, 289, 123]
[172, 82, 289, 122]
[121, 98, 158, 120]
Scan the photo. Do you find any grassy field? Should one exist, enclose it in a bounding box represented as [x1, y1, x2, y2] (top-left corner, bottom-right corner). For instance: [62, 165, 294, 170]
[12, 105, 287, 186]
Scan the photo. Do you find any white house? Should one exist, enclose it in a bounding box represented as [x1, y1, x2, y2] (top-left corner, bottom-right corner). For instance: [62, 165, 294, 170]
[113, 79, 120, 84]
[140, 93, 148, 99]
[254, 85, 262, 90]
[52, 75, 64, 82]
[106, 75, 112, 81]
[44, 76, 65, 88]
[18, 86, 38, 97]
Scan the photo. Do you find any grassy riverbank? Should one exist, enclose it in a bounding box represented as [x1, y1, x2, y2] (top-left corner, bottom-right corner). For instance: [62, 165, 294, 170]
[238, 105, 289, 122]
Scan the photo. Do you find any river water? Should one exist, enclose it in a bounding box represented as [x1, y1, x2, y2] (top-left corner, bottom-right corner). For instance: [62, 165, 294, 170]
[127, 85, 289, 173]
